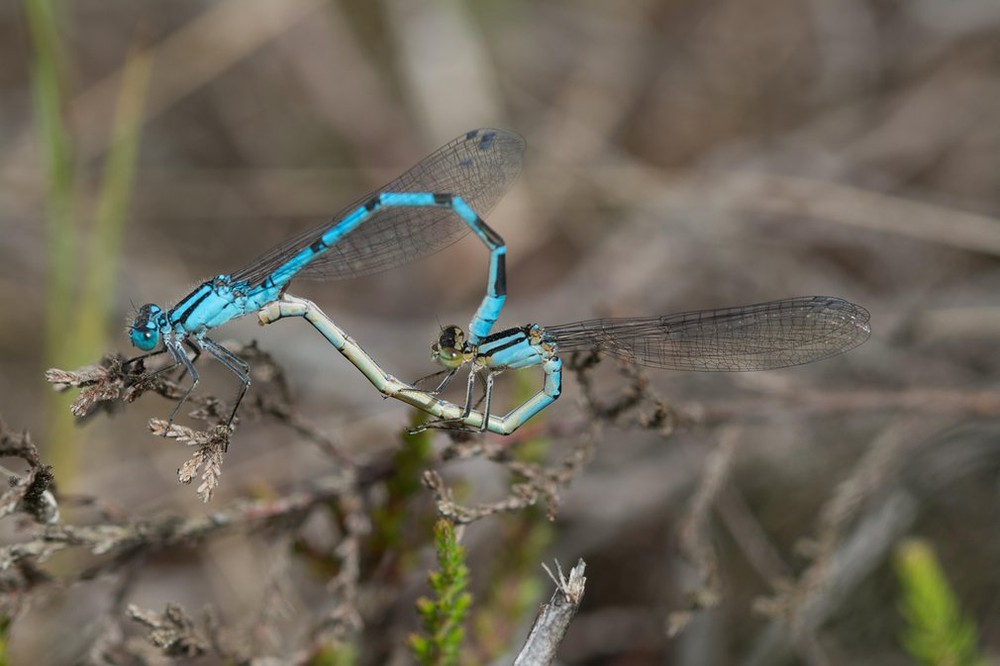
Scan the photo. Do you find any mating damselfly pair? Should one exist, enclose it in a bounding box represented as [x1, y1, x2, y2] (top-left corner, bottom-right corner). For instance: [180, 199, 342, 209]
[122, 128, 870, 435]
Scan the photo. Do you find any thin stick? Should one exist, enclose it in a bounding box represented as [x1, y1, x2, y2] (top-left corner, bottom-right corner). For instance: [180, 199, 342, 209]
[514, 559, 587, 666]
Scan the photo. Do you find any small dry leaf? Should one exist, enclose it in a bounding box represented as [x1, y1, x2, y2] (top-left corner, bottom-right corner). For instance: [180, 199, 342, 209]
[45, 364, 112, 388]
[46, 358, 136, 417]
[153, 421, 230, 502]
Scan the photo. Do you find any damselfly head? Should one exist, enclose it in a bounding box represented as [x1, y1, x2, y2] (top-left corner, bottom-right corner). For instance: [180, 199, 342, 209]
[129, 303, 164, 351]
[432, 325, 468, 368]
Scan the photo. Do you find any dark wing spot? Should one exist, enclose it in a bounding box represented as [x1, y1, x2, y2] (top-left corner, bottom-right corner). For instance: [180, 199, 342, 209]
[477, 131, 496, 150]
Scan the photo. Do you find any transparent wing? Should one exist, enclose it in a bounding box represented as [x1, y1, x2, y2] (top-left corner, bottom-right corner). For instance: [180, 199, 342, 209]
[232, 128, 525, 285]
[544, 296, 871, 371]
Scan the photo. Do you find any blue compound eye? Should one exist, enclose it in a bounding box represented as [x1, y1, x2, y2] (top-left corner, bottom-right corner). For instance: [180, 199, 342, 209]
[130, 327, 160, 351]
[129, 304, 163, 351]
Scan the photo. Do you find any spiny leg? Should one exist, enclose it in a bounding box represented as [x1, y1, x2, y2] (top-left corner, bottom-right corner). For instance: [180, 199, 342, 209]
[127, 343, 193, 382]
[460, 366, 478, 419]
[124, 348, 169, 368]
[199, 336, 251, 426]
[199, 336, 249, 375]
[129, 347, 183, 382]
[167, 339, 200, 424]
[479, 371, 496, 433]
[432, 367, 460, 394]
[420, 367, 489, 432]
[407, 367, 458, 395]
[176, 338, 202, 381]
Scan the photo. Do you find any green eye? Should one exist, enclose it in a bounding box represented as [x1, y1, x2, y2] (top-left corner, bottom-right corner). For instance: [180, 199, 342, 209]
[432, 325, 469, 368]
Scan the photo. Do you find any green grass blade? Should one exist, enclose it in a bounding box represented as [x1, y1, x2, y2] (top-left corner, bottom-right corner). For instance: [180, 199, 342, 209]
[25, 0, 81, 478]
[25, 0, 75, 366]
[76, 40, 151, 356]
[27, 0, 150, 479]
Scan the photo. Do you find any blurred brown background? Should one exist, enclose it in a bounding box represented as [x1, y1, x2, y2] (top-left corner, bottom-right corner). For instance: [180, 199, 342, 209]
[3, 0, 1000, 664]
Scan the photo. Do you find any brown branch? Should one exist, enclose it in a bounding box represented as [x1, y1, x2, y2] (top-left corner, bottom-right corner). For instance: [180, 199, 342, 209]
[0, 471, 355, 572]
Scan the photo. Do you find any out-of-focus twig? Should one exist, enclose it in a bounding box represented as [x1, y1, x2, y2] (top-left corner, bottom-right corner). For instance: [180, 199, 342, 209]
[668, 429, 737, 636]
[0, 471, 354, 572]
[126, 603, 209, 659]
[746, 490, 920, 666]
[677, 387, 1000, 423]
[715, 171, 1000, 257]
[747, 422, 928, 664]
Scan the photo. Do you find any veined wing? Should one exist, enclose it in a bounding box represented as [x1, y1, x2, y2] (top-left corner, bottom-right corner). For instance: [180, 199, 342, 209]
[544, 296, 871, 371]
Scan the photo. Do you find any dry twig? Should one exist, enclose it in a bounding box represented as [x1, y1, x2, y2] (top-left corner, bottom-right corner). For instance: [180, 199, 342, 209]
[513, 559, 588, 666]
